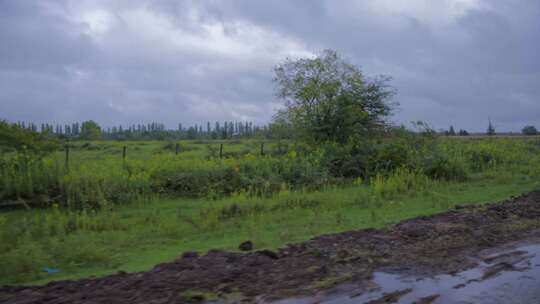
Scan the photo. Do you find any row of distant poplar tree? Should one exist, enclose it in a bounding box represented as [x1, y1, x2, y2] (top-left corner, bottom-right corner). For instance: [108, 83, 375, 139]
[12, 120, 271, 141]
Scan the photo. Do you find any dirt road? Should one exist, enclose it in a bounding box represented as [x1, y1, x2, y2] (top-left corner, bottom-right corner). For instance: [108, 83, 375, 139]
[2, 191, 540, 304]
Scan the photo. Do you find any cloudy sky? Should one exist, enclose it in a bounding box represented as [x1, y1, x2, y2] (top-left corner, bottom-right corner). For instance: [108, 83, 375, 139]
[1, 0, 539, 132]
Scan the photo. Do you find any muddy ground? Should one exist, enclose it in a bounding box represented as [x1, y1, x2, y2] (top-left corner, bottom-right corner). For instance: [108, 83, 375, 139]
[2, 191, 540, 303]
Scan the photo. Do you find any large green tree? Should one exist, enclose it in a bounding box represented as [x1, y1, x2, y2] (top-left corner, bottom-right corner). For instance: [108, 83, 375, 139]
[273, 49, 395, 144]
[80, 120, 102, 140]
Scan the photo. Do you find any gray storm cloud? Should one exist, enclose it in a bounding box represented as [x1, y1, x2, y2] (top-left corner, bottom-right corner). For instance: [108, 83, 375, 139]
[0, 0, 539, 132]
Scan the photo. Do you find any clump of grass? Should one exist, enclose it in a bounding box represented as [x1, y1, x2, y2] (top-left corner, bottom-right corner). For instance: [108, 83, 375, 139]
[371, 167, 431, 199]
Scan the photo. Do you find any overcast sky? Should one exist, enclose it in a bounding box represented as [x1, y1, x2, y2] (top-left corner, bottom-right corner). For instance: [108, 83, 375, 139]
[1, 0, 539, 132]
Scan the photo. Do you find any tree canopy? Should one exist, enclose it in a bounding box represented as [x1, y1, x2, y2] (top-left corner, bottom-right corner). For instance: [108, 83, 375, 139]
[448, 126, 456, 136]
[273, 49, 395, 144]
[487, 119, 496, 136]
[522, 125, 538, 136]
[80, 120, 102, 140]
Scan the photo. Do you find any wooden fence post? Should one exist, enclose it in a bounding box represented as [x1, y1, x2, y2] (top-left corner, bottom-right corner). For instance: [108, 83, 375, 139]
[65, 144, 70, 171]
[175, 143, 180, 155]
[219, 143, 223, 158]
[122, 146, 127, 166]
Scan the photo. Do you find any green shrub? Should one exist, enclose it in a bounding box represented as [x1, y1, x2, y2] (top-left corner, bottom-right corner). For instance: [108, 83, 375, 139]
[369, 139, 411, 174]
[0, 120, 59, 156]
[422, 153, 468, 181]
[322, 143, 371, 178]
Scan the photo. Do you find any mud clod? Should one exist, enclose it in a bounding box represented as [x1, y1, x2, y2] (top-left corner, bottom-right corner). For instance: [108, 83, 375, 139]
[182, 251, 199, 259]
[256, 249, 279, 260]
[239, 240, 254, 251]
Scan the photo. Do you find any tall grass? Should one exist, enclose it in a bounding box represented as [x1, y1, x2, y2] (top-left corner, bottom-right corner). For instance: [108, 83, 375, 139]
[371, 167, 431, 199]
[2, 137, 539, 209]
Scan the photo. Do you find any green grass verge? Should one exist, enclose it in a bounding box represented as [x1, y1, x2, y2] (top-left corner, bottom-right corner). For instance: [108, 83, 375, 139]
[2, 171, 538, 286]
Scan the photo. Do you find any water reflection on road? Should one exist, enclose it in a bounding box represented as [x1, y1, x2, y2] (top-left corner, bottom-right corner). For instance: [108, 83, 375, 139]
[273, 242, 540, 304]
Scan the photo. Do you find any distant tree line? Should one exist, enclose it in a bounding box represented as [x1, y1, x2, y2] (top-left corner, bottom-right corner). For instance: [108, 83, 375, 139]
[442, 122, 539, 136]
[442, 125, 469, 136]
[10, 120, 274, 141]
[9, 118, 540, 142]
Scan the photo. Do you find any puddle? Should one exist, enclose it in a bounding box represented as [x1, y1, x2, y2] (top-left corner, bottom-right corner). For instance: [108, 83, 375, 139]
[272, 242, 540, 304]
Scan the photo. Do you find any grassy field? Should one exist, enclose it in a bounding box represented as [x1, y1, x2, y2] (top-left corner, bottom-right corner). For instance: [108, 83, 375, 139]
[1, 136, 540, 285]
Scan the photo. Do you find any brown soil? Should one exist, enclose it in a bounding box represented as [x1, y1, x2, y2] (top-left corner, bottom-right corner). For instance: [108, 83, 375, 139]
[2, 191, 540, 304]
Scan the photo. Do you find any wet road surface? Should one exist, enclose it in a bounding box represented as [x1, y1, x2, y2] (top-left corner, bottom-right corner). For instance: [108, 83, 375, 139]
[273, 241, 540, 304]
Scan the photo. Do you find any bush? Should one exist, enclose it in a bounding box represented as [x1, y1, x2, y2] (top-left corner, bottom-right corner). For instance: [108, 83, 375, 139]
[152, 164, 245, 198]
[421, 153, 468, 181]
[522, 125, 538, 136]
[369, 139, 411, 174]
[318, 142, 373, 179]
[0, 120, 59, 156]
